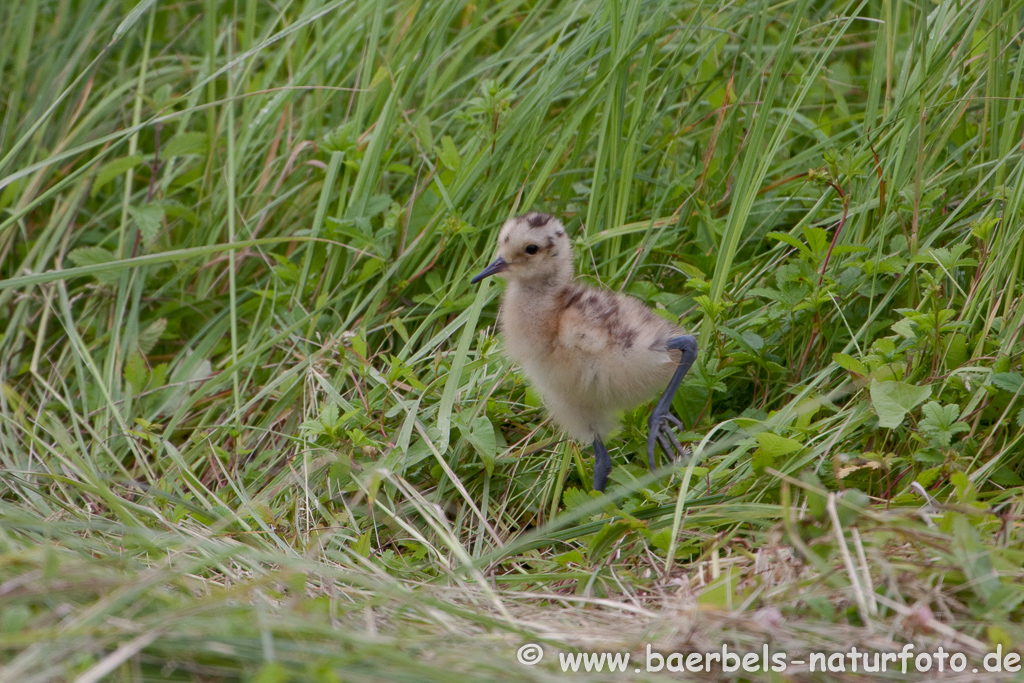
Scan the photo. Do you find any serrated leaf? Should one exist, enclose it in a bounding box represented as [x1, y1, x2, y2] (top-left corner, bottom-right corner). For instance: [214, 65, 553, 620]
[831, 245, 869, 256]
[327, 458, 351, 487]
[919, 401, 969, 448]
[391, 316, 409, 343]
[92, 155, 144, 197]
[151, 83, 173, 108]
[67, 246, 115, 268]
[751, 451, 773, 475]
[299, 419, 327, 438]
[321, 403, 340, 429]
[158, 357, 212, 415]
[747, 287, 783, 301]
[128, 204, 165, 246]
[890, 318, 916, 339]
[66, 246, 120, 283]
[916, 466, 942, 489]
[697, 572, 742, 608]
[870, 380, 931, 429]
[562, 487, 591, 511]
[803, 226, 828, 256]
[921, 400, 961, 427]
[950, 471, 973, 502]
[363, 193, 392, 218]
[991, 372, 1024, 393]
[741, 330, 764, 351]
[322, 121, 358, 153]
[137, 318, 167, 355]
[767, 231, 811, 257]
[150, 363, 168, 389]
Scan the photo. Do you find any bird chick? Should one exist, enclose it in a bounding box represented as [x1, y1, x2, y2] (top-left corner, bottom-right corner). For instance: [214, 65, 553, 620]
[472, 212, 697, 491]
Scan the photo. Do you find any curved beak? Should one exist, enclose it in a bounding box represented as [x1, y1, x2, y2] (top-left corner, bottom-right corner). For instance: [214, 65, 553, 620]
[470, 256, 508, 284]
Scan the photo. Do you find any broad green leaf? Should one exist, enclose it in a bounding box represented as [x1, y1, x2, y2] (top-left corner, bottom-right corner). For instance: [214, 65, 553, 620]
[362, 193, 392, 217]
[462, 415, 496, 475]
[137, 318, 167, 355]
[128, 204, 165, 246]
[767, 231, 812, 257]
[162, 132, 209, 157]
[755, 432, 804, 456]
[943, 332, 969, 369]
[890, 318, 917, 339]
[833, 352, 867, 375]
[439, 135, 460, 171]
[752, 432, 803, 474]
[919, 401, 969, 448]
[991, 372, 1023, 393]
[562, 487, 591, 511]
[124, 350, 148, 393]
[353, 531, 372, 557]
[91, 154, 144, 197]
[66, 246, 119, 283]
[799, 470, 827, 519]
[870, 380, 931, 429]
[415, 115, 434, 152]
[802, 226, 828, 256]
[587, 520, 632, 561]
[553, 549, 585, 566]
[649, 527, 673, 552]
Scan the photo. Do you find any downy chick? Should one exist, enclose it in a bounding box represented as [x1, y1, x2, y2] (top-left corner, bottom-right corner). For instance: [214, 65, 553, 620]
[471, 212, 697, 491]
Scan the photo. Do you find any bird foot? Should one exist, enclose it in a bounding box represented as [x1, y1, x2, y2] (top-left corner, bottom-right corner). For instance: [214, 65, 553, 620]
[646, 408, 690, 471]
[646, 334, 697, 474]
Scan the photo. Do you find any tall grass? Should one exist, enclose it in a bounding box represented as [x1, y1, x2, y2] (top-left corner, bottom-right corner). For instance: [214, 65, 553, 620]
[2, 0, 1023, 680]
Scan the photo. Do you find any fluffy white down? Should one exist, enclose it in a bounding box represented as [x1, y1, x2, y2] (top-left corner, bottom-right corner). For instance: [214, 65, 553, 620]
[501, 286, 680, 440]
[484, 213, 684, 442]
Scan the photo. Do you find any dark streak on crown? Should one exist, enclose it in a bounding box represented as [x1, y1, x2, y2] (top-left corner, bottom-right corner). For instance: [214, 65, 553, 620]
[524, 212, 552, 228]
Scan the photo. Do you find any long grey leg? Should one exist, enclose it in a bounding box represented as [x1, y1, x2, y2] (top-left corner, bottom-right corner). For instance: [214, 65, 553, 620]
[593, 437, 612, 492]
[647, 335, 698, 471]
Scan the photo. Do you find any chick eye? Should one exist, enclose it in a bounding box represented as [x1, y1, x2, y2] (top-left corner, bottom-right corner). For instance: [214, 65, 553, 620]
[525, 244, 539, 255]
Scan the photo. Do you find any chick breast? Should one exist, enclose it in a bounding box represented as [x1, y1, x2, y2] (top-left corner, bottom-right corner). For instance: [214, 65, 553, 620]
[499, 283, 683, 441]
